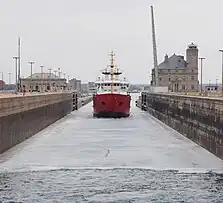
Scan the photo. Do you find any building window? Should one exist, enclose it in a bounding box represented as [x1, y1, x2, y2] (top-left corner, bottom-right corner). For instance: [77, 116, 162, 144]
[191, 84, 194, 90]
[169, 77, 171, 81]
[192, 69, 194, 72]
[182, 84, 185, 90]
[159, 77, 162, 81]
[191, 76, 194, 80]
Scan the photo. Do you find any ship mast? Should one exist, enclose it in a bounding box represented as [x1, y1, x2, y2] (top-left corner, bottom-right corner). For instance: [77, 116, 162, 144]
[110, 51, 115, 93]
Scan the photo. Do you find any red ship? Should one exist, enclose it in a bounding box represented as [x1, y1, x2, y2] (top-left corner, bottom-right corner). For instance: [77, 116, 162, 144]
[93, 51, 131, 118]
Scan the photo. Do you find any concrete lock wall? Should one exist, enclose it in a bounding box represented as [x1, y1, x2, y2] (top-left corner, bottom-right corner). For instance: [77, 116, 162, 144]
[0, 93, 72, 154]
[77, 96, 93, 109]
[141, 93, 223, 159]
[72, 91, 93, 110]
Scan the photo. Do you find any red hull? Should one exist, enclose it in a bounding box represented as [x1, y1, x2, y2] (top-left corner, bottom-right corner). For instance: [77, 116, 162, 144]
[93, 93, 131, 118]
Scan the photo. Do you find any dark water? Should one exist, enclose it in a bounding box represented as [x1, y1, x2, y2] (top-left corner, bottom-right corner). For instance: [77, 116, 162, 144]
[1, 95, 223, 202]
[0, 168, 223, 202]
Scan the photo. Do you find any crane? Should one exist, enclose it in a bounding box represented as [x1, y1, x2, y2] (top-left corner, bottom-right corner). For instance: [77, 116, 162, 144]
[150, 6, 159, 86]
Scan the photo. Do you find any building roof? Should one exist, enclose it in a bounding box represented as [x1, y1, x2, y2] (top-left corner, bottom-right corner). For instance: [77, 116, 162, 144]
[158, 54, 187, 69]
[26, 73, 59, 79]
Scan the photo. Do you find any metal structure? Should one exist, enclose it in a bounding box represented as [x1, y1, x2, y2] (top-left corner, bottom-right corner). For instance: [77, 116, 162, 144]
[18, 37, 21, 92]
[8, 72, 12, 84]
[58, 68, 61, 78]
[48, 68, 52, 90]
[40, 65, 44, 92]
[150, 6, 158, 86]
[110, 51, 115, 93]
[219, 50, 223, 96]
[0, 72, 3, 91]
[28, 61, 34, 92]
[199, 57, 205, 93]
[13, 56, 19, 93]
[54, 70, 57, 77]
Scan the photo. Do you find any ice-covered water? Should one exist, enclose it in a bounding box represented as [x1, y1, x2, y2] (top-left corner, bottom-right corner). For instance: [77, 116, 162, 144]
[0, 94, 223, 202]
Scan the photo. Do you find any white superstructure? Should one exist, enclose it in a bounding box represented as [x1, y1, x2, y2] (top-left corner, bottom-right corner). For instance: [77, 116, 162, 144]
[94, 51, 130, 95]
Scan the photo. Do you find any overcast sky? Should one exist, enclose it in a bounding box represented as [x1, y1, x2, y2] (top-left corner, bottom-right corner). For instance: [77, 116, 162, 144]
[0, 0, 222, 84]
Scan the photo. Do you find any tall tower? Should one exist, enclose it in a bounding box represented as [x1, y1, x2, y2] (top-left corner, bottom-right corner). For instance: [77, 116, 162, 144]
[186, 43, 198, 69]
[186, 43, 199, 91]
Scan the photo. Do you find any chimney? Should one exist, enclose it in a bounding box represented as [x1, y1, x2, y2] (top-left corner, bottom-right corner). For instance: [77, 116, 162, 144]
[164, 54, 168, 62]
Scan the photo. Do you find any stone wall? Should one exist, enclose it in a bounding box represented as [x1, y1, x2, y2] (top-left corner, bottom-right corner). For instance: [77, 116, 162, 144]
[0, 93, 72, 154]
[141, 92, 223, 159]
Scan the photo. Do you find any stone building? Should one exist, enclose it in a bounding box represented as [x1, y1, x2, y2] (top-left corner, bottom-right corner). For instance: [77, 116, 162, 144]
[88, 82, 96, 94]
[76, 79, 81, 92]
[68, 78, 82, 92]
[0, 80, 5, 90]
[21, 73, 67, 92]
[81, 83, 89, 94]
[151, 43, 199, 92]
[68, 78, 77, 90]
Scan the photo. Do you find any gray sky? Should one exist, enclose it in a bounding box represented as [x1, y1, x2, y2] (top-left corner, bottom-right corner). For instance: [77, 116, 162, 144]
[0, 0, 222, 84]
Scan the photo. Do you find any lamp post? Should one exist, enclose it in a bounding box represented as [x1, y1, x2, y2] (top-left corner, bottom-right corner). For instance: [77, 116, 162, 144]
[0, 72, 3, 91]
[216, 78, 219, 93]
[28, 61, 34, 92]
[58, 68, 61, 78]
[8, 72, 11, 84]
[219, 50, 223, 96]
[199, 57, 205, 94]
[67, 75, 70, 90]
[63, 73, 66, 90]
[40, 65, 44, 92]
[48, 68, 52, 91]
[17, 37, 21, 92]
[13, 56, 19, 93]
